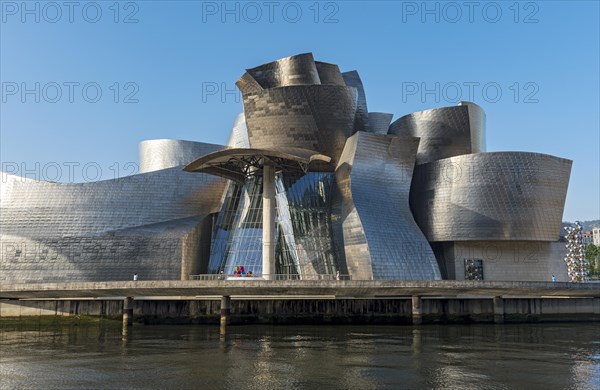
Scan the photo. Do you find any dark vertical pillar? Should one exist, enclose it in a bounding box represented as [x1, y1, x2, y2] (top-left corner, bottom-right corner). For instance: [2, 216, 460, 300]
[122, 297, 134, 327]
[412, 296, 422, 325]
[220, 296, 231, 333]
[122, 297, 134, 339]
[493, 296, 505, 324]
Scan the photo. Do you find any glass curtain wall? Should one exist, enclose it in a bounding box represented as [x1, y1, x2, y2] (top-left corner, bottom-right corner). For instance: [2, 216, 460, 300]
[207, 171, 340, 278]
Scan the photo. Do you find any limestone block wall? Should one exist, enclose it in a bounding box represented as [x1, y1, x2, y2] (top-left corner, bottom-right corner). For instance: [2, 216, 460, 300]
[442, 241, 568, 282]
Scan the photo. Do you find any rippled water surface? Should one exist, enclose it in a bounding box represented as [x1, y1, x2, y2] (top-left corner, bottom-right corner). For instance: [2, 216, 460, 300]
[0, 323, 598, 389]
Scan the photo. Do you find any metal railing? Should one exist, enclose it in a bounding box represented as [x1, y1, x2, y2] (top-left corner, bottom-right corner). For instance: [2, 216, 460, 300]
[189, 274, 352, 281]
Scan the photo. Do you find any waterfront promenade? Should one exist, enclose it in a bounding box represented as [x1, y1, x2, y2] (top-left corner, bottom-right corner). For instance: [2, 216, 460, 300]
[1, 280, 599, 300]
[2, 280, 598, 325]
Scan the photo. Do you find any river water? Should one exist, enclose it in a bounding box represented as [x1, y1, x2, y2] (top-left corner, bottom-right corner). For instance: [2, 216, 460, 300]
[0, 323, 598, 389]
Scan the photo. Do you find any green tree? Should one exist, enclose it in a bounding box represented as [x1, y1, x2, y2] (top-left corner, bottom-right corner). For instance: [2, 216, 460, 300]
[585, 244, 600, 277]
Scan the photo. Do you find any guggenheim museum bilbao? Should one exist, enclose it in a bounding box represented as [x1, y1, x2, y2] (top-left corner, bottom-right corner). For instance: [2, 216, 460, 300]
[0, 53, 573, 283]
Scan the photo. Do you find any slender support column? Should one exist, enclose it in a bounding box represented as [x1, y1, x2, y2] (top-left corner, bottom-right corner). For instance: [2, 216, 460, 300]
[122, 296, 133, 339]
[220, 295, 231, 332]
[262, 163, 276, 280]
[122, 297, 133, 327]
[412, 296, 422, 325]
[493, 296, 505, 324]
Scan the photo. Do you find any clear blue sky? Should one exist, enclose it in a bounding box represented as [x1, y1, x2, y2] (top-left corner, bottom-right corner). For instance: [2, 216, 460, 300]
[1, 0, 598, 222]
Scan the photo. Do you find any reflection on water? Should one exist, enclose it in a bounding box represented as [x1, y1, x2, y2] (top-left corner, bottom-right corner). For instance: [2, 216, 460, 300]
[0, 323, 598, 389]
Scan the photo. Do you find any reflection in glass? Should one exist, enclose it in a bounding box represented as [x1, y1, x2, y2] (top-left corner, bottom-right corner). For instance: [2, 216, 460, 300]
[207, 172, 340, 277]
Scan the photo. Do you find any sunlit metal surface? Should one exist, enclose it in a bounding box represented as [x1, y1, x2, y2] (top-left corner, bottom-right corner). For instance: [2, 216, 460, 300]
[0, 162, 228, 282]
[226, 113, 250, 148]
[242, 85, 358, 165]
[342, 70, 370, 133]
[388, 101, 486, 165]
[368, 112, 394, 134]
[410, 152, 572, 242]
[0, 53, 576, 283]
[242, 52, 321, 89]
[236, 71, 264, 95]
[315, 61, 346, 85]
[334, 132, 441, 280]
[139, 139, 223, 173]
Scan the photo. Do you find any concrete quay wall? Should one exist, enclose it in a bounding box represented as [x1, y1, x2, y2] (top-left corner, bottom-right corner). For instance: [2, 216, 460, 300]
[2, 280, 599, 299]
[2, 297, 599, 325]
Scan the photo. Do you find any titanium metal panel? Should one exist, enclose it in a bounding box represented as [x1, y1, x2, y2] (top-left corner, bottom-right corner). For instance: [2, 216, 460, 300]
[388, 102, 486, 165]
[462, 101, 486, 154]
[0, 52, 577, 284]
[242, 85, 358, 165]
[315, 61, 345, 86]
[368, 112, 394, 134]
[0, 168, 225, 237]
[139, 139, 224, 173]
[342, 70, 370, 133]
[0, 165, 227, 282]
[1, 216, 212, 283]
[236, 72, 264, 95]
[227, 113, 250, 148]
[410, 152, 572, 242]
[244, 53, 321, 89]
[334, 132, 441, 280]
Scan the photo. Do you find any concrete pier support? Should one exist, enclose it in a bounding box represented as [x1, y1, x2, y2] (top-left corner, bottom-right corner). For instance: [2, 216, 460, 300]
[493, 296, 505, 324]
[220, 296, 231, 332]
[122, 296, 133, 339]
[412, 296, 422, 325]
[122, 297, 133, 327]
[262, 163, 276, 280]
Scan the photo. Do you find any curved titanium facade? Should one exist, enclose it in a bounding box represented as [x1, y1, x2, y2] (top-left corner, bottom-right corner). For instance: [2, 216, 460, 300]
[139, 139, 223, 173]
[368, 112, 394, 134]
[0, 53, 575, 283]
[244, 53, 320, 89]
[227, 113, 250, 148]
[236, 72, 264, 95]
[410, 152, 572, 242]
[335, 132, 441, 280]
[342, 70, 370, 133]
[0, 164, 227, 282]
[388, 102, 486, 165]
[242, 85, 358, 164]
[315, 61, 345, 86]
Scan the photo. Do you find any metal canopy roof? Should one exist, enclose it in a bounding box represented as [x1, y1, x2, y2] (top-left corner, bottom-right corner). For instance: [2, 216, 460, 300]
[184, 147, 332, 183]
